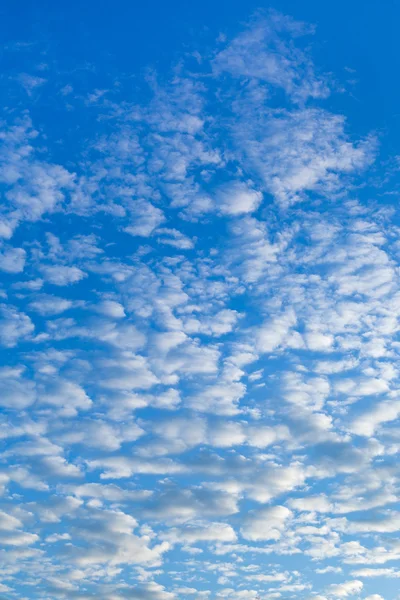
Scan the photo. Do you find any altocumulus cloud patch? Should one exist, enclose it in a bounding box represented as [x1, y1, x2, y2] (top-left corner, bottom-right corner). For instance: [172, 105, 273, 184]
[0, 4, 399, 600]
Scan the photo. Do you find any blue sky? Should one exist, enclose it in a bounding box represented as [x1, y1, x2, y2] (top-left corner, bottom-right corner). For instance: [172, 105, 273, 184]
[1, 2, 400, 599]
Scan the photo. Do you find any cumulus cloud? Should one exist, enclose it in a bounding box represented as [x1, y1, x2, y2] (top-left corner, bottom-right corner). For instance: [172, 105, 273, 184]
[216, 182, 262, 216]
[0, 305, 34, 347]
[327, 580, 363, 598]
[0, 246, 26, 272]
[40, 265, 87, 286]
[28, 294, 73, 316]
[240, 505, 292, 541]
[0, 8, 398, 600]
[234, 109, 375, 207]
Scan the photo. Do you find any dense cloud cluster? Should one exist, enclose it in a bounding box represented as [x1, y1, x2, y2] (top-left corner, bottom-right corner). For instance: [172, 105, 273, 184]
[0, 9, 398, 600]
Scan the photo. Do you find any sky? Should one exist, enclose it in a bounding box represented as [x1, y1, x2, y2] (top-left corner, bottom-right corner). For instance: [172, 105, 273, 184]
[2, 1, 400, 599]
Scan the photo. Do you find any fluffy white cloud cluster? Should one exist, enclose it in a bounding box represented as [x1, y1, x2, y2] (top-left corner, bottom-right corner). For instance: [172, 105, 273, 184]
[0, 8, 396, 600]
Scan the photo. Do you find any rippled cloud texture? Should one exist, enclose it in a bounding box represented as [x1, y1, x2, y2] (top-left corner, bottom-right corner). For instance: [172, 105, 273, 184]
[0, 7, 399, 600]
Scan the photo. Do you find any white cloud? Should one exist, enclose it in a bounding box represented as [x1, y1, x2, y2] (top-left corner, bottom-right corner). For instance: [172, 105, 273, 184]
[0, 367, 36, 408]
[233, 108, 375, 207]
[352, 568, 400, 578]
[255, 308, 298, 353]
[216, 182, 262, 216]
[37, 378, 92, 415]
[156, 228, 195, 249]
[213, 13, 329, 101]
[241, 505, 292, 541]
[124, 199, 165, 237]
[92, 299, 126, 318]
[350, 398, 400, 436]
[16, 73, 46, 95]
[28, 294, 73, 316]
[40, 265, 87, 286]
[0, 10, 398, 600]
[0, 246, 26, 272]
[164, 521, 237, 544]
[0, 305, 34, 347]
[327, 580, 363, 598]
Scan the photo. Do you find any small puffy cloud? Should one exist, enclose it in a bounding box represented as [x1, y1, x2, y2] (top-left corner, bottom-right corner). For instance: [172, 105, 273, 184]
[327, 580, 363, 598]
[57, 418, 144, 451]
[234, 108, 375, 207]
[92, 299, 126, 318]
[156, 227, 194, 249]
[0, 246, 26, 273]
[188, 381, 246, 415]
[87, 456, 185, 480]
[334, 377, 389, 397]
[124, 199, 165, 237]
[213, 13, 329, 101]
[240, 505, 292, 541]
[255, 309, 298, 353]
[37, 378, 92, 415]
[0, 367, 36, 409]
[352, 568, 400, 578]
[114, 581, 176, 600]
[16, 73, 46, 95]
[39, 455, 83, 479]
[350, 398, 400, 437]
[0, 115, 75, 236]
[304, 328, 334, 351]
[28, 294, 73, 316]
[0, 305, 34, 347]
[216, 182, 262, 216]
[334, 511, 400, 534]
[0, 509, 38, 546]
[289, 494, 332, 513]
[164, 521, 237, 544]
[186, 309, 240, 337]
[243, 463, 308, 503]
[216, 589, 263, 599]
[63, 508, 170, 567]
[40, 265, 87, 286]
